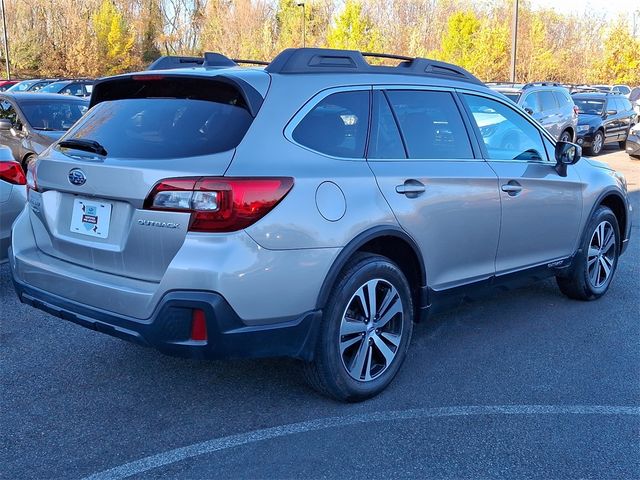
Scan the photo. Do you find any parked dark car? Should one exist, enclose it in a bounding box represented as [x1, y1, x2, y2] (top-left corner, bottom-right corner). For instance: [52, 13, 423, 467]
[626, 123, 640, 158]
[0, 80, 19, 92]
[6, 79, 59, 93]
[573, 92, 637, 155]
[39, 80, 94, 97]
[0, 92, 88, 168]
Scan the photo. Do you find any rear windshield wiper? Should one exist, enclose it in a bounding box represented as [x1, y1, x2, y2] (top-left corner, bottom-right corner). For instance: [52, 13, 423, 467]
[58, 138, 108, 156]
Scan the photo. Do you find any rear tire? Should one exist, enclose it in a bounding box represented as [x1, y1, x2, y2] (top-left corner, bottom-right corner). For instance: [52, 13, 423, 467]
[587, 130, 604, 155]
[303, 253, 413, 402]
[559, 130, 572, 143]
[21, 154, 35, 171]
[556, 206, 620, 300]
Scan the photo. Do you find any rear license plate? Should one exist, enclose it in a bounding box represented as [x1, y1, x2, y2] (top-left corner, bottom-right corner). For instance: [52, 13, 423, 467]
[70, 198, 112, 239]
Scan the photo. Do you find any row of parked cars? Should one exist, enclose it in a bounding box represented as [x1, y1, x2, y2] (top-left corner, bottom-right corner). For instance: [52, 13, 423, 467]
[0, 78, 94, 97]
[0, 53, 635, 400]
[488, 82, 639, 158]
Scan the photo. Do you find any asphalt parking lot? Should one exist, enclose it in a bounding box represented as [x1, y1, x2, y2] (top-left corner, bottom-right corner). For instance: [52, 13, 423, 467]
[2, 147, 639, 480]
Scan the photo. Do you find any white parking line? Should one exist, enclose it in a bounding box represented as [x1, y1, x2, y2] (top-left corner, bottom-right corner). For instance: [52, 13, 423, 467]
[83, 404, 639, 480]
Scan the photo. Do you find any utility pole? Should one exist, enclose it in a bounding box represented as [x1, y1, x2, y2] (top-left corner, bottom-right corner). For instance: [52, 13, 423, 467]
[1, 0, 9, 80]
[510, 0, 519, 83]
[297, 2, 306, 48]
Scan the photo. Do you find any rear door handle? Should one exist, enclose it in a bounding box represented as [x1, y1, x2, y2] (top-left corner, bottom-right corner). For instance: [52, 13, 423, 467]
[501, 181, 523, 196]
[396, 179, 426, 197]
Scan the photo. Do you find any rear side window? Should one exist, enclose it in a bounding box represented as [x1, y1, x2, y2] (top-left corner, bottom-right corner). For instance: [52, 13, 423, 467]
[293, 91, 370, 158]
[539, 91, 558, 110]
[64, 79, 254, 159]
[553, 90, 571, 106]
[385, 90, 473, 159]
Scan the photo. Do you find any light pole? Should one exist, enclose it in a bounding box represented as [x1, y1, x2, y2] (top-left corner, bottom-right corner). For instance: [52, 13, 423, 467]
[297, 2, 306, 48]
[510, 0, 519, 83]
[1, 0, 9, 80]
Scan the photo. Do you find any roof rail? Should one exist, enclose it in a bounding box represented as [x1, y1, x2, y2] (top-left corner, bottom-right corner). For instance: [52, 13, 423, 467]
[232, 58, 270, 66]
[522, 81, 562, 89]
[265, 48, 482, 85]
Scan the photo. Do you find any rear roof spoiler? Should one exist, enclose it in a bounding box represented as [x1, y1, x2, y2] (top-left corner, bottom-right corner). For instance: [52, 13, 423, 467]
[147, 53, 269, 71]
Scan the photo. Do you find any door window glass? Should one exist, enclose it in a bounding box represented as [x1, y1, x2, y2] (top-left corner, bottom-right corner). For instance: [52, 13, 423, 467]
[385, 90, 473, 159]
[462, 94, 548, 162]
[293, 90, 370, 158]
[0, 101, 18, 125]
[521, 93, 540, 113]
[368, 91, 405, 159]
[539, 91, 558, 111]
[553, 90, 570, 107]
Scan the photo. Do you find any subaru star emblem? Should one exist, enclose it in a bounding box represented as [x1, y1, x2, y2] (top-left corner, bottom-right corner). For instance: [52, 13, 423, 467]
[68, 169, 86, 186]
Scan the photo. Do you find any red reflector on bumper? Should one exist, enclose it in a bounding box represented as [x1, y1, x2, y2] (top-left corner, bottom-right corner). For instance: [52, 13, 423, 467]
[191, 309, 207, 341]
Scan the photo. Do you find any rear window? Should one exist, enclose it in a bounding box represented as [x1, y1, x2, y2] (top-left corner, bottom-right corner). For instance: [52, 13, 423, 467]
[574, 99, 604, 115]
[63, 79, 254, 159]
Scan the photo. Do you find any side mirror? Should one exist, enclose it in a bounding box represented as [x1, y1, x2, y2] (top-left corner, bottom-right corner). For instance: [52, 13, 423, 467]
[0, 119, 12, 131]
[524, 107, 534, 115]
[606, 109, 617, 116]
[555, 141, 581, 177]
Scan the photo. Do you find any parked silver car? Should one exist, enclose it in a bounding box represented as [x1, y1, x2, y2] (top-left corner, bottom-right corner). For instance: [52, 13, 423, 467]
[9, 49, 632, 401]
[0, 146, 26, 262]
[488, 82, 579, 143]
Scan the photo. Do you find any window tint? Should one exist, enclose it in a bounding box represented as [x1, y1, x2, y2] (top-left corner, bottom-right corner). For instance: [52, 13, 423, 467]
[539, 91, 558, 110]
[462, 94, 547, 162]
[66, 97, 251, 158]
[368, 91, 405, 159]
[293, 91, 370, 158]
[385, 90, 473, 159]
[61, 83, 84, 96]
[521, 93, 540, 112]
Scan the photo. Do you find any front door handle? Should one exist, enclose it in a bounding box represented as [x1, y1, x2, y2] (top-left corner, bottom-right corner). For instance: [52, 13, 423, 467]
[501, 181, 523, 196]
[396, 179, 426, 198]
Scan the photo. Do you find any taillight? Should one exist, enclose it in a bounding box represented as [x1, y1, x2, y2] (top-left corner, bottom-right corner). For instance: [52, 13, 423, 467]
[26, 161, 38, 191]
[573, 105, 579, 116]
[144, 177, 294, 232]
[0, 161, 26, 185]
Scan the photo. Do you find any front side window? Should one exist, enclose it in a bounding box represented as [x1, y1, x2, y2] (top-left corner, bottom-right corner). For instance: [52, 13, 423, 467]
[462, 94, 547, 162]
[0, 101, 18, 125]
[292, 90, 370, 158]
[385, 90, 473, 159]
[521, 93, 540, 113]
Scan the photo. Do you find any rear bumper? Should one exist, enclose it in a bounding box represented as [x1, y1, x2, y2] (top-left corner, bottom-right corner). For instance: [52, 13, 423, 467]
[11, 272, 321, 361]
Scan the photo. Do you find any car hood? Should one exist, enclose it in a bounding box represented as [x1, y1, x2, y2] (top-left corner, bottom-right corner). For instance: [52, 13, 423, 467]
[577, 114, 602, 126]
[585, 158, 614, 170]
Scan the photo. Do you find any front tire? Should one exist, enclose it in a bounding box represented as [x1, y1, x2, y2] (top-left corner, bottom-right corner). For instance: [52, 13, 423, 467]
[556, 206, 620, 300]
[587, 131, 604, 155]
[304, 253, 414, 402]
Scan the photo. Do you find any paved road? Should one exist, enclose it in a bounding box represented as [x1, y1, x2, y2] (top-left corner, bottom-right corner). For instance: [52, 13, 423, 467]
[2, 147, 639, 479]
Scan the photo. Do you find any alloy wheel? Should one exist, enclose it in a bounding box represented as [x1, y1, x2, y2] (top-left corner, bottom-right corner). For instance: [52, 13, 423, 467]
[586, 220, 616, 288]
[339, 278, 404, 382]
[593, 132, 603, 154]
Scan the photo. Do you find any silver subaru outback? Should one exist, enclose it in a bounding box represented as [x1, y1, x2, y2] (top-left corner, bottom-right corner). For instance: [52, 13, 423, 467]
[10, 49, 632, 401]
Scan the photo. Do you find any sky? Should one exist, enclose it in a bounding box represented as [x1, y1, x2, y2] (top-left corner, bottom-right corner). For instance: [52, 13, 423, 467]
[529, 0, 639, 18]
